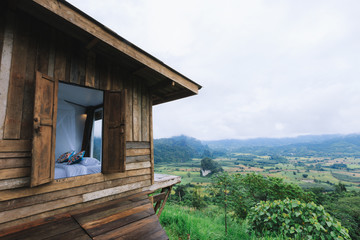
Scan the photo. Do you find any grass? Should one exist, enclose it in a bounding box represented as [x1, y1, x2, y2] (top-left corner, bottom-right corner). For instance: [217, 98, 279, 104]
[159, 204, 284, 240]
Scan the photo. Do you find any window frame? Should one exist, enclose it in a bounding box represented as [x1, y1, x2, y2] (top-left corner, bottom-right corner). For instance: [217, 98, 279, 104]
[31, 73, 127, 187]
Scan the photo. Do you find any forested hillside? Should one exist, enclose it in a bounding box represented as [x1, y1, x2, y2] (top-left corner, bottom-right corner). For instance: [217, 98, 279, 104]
[154, 135, 211, 163]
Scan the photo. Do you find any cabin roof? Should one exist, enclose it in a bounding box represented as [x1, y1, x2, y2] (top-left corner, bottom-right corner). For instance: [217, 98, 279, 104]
[15, 0, 202, 105]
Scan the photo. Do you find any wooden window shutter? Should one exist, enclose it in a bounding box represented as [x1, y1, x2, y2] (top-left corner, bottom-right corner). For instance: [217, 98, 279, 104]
[31, 72, 58, 187]
[102, 90, 127, 173]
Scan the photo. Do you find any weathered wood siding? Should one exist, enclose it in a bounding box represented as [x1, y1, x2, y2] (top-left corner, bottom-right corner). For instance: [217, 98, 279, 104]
[0, 10, 154, 230]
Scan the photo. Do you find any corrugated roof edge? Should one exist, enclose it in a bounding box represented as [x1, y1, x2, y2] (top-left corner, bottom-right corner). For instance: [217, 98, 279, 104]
[60, 0, 202, 90]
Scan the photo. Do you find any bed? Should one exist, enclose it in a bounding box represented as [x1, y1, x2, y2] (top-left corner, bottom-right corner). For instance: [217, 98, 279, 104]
[54, 157, 101, 179]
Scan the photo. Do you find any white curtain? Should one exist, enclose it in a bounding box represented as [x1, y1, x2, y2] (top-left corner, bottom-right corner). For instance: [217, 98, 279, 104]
[55, 99, 86, 159]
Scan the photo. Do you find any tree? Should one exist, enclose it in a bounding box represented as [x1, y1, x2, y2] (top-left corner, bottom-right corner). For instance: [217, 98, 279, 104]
[210, 172, 233, 235]
[200, 157, 223, 176]
[302, 174, 308, 178]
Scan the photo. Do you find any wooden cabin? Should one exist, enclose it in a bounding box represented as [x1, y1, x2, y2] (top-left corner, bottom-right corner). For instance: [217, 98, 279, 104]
[0, 0, 201, 239]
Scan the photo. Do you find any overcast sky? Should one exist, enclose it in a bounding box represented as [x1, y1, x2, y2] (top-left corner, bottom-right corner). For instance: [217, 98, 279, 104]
[68, 0, 360, 140]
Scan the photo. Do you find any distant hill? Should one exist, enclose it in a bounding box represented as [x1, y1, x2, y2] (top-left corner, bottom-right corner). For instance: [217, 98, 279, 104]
[203, 134, 343, 150]
[154, 135, 211, 163]
[204, 134, 360, 157]
[154, 134, 360, 162]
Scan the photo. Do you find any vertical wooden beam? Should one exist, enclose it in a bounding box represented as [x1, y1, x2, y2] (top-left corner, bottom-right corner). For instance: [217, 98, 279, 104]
[98, 56, 111, 91]
[3, 16, 29, 139]
[141, 86, 150, 141]
[20, 21, 37, 140]
[149, 97, 154, 184]
[125, 77, 133, 141]
[47, 30, 56, 78]
[157, 186, 172, 217]
[35, 25, 49, 74]
[132, 78, 141, 141]
[85, 51, 96, 88]
[0, 12, 14, 139]
[54, 33, 67, 82]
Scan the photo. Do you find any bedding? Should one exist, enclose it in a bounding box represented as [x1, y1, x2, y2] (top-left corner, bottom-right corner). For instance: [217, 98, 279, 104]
[54, 158, 101, 179]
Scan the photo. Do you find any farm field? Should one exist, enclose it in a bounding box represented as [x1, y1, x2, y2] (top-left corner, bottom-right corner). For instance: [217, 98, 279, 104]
[155, 153, 360, 191]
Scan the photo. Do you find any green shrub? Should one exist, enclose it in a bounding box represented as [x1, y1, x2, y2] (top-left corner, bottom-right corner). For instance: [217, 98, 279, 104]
[247, 199, 350, 240]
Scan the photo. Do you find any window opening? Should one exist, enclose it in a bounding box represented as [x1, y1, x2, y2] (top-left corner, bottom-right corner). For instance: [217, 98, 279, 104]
[54, 82, 103, 179]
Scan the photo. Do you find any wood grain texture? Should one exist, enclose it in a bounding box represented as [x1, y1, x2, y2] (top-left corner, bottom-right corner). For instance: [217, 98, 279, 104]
[3, 16, 29, 139]
[141, 86, 150, 141]
[149, 97, 154, 184]
[32, 0, 199, 94]
[126, 148, 151, 157]
[125, 76, 133, 141]
[0, 168, 150, 201]
[102, 90, 127, 173]
[0, 174, 150, 212]
[132, 79, 141, 141]
[0, 140, 31, 152]
[20, 22, 37, 140]
[0, 11, 14, 140]
[85, 51, 96, 88]
[126, 141, 150, 149]
[31, 72, 58, 187]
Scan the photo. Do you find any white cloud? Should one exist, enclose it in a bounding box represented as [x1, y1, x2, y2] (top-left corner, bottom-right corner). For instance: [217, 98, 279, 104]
[68, 0, 360, 140]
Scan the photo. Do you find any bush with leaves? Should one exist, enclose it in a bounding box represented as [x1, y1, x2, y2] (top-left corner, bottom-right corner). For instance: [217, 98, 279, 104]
[247, 198, 351, 239]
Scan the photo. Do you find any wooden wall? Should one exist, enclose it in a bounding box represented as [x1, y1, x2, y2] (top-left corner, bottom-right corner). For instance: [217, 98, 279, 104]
[0, 9, 154, 230]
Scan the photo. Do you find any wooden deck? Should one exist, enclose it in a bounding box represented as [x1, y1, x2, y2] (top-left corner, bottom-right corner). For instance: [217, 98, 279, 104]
[0, 174, 180, 240]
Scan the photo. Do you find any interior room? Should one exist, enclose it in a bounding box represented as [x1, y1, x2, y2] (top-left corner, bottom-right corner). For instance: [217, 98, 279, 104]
[54, 82, 103, 179]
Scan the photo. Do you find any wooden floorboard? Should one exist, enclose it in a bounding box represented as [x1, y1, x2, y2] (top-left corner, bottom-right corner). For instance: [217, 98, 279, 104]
[0, 191, 168, 240]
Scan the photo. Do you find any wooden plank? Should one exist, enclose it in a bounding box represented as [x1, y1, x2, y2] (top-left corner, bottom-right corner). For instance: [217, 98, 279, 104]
[102, 90, 127, 173]
[151, 192, 167, 203]
[126, 141, 150, 149]
[126, 162, 151, 170]
[35, 24, 50, 74]
[47, 34, 56, 77]
[126, 148, 150, 157]
[84, 203, 154, 237]
[31, 72, 58, 187]
[0, 174, 151, 212]
[0, 188, 146, 231]
[54, 33, 67, 82]
[43, 228, 91, 240]
[32, 0, 200, 94]
[141, 87, 150, 141]
[125, 76, 133, 141]
[145, 174, 181, 192]
[132, 79, 141, 141]
[3, 16, 29, 139]
[0, 195, 82, 224]
[0, 140, 31, 152]
[70, 43, 86, 85]
[0, 216, 80, 240]
[157, 186, 172, 216]
[0, 11, 14, 140]
[0, 177, 29, 190]
[92, 214, 164, 240]
[126, 155, 150, 163]
[85, 51, 96, 87]
[82, 180, 151, 202]
[149, 97, 154, 184]
[0, 168, 150, 201]
[0, 158, 31, 169]
[98, 56, 111, 90]
[0, 168, 30, 180]
[74, 199, 150, 228]
[0, 213, 72, 238]
[0, 152, 31, 158]
[20, 22, 37, 140]
[110, 64, 123, 91]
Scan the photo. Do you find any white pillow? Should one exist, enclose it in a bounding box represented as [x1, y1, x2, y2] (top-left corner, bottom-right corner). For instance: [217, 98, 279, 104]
[80, 157, 100, 166]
